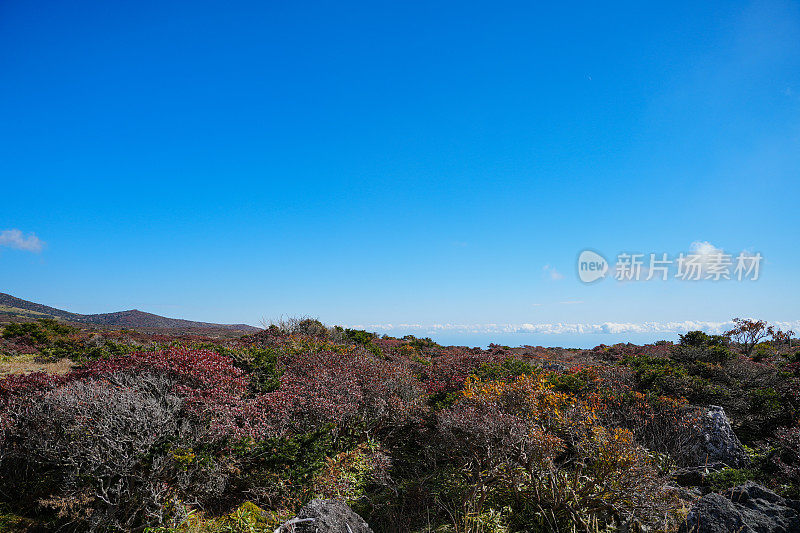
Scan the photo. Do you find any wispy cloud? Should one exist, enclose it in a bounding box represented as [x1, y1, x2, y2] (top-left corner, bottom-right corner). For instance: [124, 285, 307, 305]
[559, 300, 583, 305]
[690, 240, 724, 258]
[543, 264, 564, 280]
[0, 229, 44, 253]
[681, 240, 747, 279]
[345, 320, 800, 336]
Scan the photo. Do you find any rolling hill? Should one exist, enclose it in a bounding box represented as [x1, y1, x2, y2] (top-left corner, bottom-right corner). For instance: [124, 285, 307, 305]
[0, 293, 259, 332]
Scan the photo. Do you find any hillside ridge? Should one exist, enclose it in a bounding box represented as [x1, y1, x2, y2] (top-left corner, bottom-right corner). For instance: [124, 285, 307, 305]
[0, 292, 259, 332]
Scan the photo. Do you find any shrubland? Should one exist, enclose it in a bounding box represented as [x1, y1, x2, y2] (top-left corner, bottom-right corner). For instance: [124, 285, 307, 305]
[0, 318, 798, 531]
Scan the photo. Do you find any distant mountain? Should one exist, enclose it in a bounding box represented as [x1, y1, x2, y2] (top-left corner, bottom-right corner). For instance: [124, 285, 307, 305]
[0, 293, 260, 332]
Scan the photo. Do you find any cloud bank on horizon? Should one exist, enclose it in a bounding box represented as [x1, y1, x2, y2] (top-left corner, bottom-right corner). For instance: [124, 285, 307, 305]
[347, 319, 800, 337]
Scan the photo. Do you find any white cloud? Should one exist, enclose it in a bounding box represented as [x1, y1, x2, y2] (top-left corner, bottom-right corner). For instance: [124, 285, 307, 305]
[690, 240, 724, 258]
[685, 240, 727, 277]
[344, 320, 800, 336]
[543, 264, 564, 280]
[0, 229, 44, 253]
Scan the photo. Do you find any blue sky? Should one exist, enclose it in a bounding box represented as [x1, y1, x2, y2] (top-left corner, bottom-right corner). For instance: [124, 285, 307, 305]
[1, 0, 799, 347]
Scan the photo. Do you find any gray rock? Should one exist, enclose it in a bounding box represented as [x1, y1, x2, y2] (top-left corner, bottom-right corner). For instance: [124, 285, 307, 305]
[680, 482, 800, 533]
[667, 483, 704, 501]
[274, 499, 374, 533]
[539, 361, 567, 372]
[689, 405, 750, 468]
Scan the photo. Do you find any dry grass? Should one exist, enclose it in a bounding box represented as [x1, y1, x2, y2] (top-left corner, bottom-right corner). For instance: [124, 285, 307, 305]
[0, 354, 73, 377]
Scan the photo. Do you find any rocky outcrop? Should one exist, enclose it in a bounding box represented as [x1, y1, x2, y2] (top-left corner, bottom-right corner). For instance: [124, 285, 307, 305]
[539, 361, 567, 372]
[274, 499, 374, 533]
[680, 482, 800, 533]
[689, 405, 750, 468]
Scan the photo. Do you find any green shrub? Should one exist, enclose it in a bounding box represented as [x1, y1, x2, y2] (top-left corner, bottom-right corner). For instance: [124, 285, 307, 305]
[249, 347, 282, 394]
[233, 427, 339, 506]
[2, 322, 47, 343]
[215, 502, 271, 533]
[707, 467, 757, 491]
[366, 342, 383, 358]
[2, 319, 76, 345]
[221, 346, 284, 394]
[472, 358, 536, 382]
[401, 335, 439, 352]
[330, 327, 383, 358]
[311, 439, 389, 503]
[0, 503, 42, 532]
[341, 328, 376, 346]
[623, 354, 687, 395]
[752, 342, 774, 362]
[673, 330, 731, 363]
[294, 318, 328, 338]
[144, 502, 277, 533]
[0, 320, 136, 363]
[547, 367, 596, 394]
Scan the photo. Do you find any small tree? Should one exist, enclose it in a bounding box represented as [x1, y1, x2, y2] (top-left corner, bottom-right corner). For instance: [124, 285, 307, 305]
[725, 318, 773, 357]
[772, 328, 796, 348]
[673, 330, 731, 363]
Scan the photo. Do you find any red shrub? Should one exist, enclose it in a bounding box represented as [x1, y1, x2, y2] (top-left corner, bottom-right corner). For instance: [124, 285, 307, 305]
[71, 347, 248, 393]
[418, 348, 504, 394]
[249, 350, 425, 439]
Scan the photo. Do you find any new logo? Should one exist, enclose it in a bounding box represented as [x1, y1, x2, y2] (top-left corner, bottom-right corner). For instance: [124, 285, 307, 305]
[577, 250, 608, 283]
